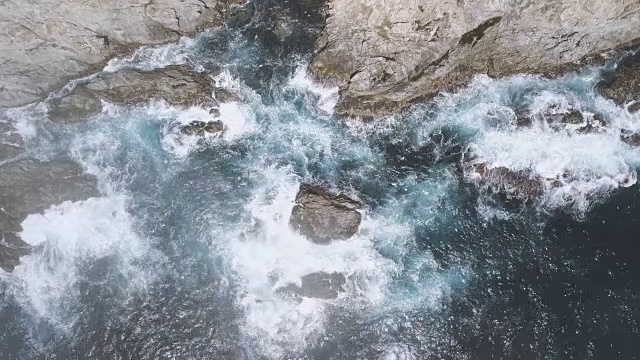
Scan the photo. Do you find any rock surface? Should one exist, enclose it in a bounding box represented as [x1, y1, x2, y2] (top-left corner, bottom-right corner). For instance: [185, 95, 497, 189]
[289, 184, 362, 244]
[470, 164, 544, 209]
[599, 62, 640, 112]
[310, 0, 640, 117]
[48, 65, 217, 121]
[180, 120, 225, 136]
[0, 158, 99, 271]
[0, 0, 242, 109]
[277, 272, 346, 300]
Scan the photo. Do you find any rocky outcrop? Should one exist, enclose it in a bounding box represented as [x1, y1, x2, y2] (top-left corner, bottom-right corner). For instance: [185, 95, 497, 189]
[276, 272, 346, 300]
[599, 62, 640, 113]
[0, 158, 99, 271]
[289, 184, 362, 244]
[469, 164, 544, 209]
[48, 65, 219, 121]
[310, 0, 640, 118]
[0, 0, 243, 109]
[180, 120, 225, 136]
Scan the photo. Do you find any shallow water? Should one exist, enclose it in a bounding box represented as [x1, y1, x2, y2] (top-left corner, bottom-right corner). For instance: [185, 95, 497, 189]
[1, 2, 640, 359]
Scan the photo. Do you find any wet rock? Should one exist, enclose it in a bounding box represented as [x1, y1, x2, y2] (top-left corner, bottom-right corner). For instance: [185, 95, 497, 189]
[471, 164, 544, 208]
[0, 0, 243, 109]
[180, 120, 225, 136]
[310, 0, 640, 118]
[620, 129, 640, 147]
[277, 272, 347, 300]
[628, 102, 640, 114]
[49, 66, 217, 121]
[599, 64, 640, 109]
[561, 110, 584, 125]
[289, 184, 363, 244]
[0, 158, 99, 272]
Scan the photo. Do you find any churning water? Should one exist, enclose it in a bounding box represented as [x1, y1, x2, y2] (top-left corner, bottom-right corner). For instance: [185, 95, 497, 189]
[1, 2, 639, 359]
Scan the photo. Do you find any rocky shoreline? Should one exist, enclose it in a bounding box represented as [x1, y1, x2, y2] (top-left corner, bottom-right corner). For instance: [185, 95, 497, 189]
[310, 0, 640, 118]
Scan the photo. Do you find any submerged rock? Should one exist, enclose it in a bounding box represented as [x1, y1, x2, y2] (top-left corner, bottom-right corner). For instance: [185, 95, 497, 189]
[620, 129, 640, 147]
[49, 66, 218, 121]
[0, 0, 243, 109]
[180, 120, 225, 136]
[289, 184, 363, 244]
[277, 272, 347, 300]
[0, 158, 99, 272]
[599, 64, 640, 111]
[471, 164, 544, 208]
[310, 0, 640, 118]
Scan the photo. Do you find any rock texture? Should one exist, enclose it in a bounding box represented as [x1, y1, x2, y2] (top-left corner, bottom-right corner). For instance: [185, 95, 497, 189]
[470, 164, 544, 209]
[310, 0, 640, 117]
[289, 184, 362, 244]
[0, 158, 99, 271]
[599, 61, 640, 113]
[48, 65, 217, 121]
[0, 0, 242, 109]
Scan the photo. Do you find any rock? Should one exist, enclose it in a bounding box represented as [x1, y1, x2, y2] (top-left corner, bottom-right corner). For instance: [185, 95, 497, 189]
[0, 158, 99, 271]
[629, 102, 640, 114]
[561, 110, 584, 125]
[289, 184, 362, 244]
[471, 163, 544, 208]
[277, 272, 346, 300]
[0, 0, 243, 109]
[599, 64, 640, 108]
[620, 129, 640, 147]
[310, 0, 640, 118]
[49, 66, 217, 121]
[180, 120, 225, 136]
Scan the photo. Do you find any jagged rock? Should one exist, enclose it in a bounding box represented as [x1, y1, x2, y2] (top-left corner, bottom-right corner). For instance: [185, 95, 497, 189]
[310, 0, 640, 118]
[180, 120, 225, 136]
[49, 66, 218, 121]
[0, 0, 243, 109]
[620, 129, 640, 147]
[471, 163, 544, 208]
[289, 184, 362, 244]
[276, 272, 346, 300]
[599, 64, 640, 110]
[0, 158, 99, 272]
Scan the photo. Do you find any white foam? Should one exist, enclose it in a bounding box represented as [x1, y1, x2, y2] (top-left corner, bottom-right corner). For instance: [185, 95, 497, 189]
[6, 196, 151, 328]
[150, 101, 255, 159]
[227, 168, 392, 357]
[288, 66, 339, 115]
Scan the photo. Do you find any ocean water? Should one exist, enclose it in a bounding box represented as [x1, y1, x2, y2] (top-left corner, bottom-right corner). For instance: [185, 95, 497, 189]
[1, 1, 639, 359]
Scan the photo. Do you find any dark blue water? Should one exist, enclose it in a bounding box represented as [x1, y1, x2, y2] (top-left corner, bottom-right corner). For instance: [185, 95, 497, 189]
[1, 1, 640, 359]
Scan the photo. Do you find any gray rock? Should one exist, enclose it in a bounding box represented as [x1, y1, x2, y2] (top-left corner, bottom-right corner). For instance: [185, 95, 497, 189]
[277, 272, 346, 300]
[599, 64, 640, 111]
[180, 120, 224, 136]
[289, 184, 362, 244]
[620, 129, 640, 147]
[310, 0, 640, 118]
[0, 158, 99, 271]
[49, 65, 218, 121]
[471, 163, 544, 209]
[0, 0, 243, 109]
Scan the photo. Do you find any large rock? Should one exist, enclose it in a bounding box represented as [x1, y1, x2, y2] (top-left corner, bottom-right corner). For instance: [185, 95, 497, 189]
[0, 158, 99, 271]
[599, 63, 640, 112]
[48, 65, 218, 121]
[289, 184, 363, 244]
[0, 0, 242, 109]
[470, 164, 544, 209]
[310, 0, 640, 118]
[277, 272, 346, 300]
